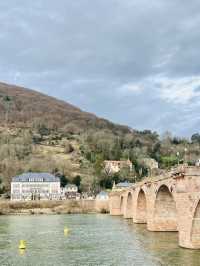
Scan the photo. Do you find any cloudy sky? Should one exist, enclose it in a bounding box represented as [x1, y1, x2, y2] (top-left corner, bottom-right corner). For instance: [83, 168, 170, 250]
[0, 1, 200, 136]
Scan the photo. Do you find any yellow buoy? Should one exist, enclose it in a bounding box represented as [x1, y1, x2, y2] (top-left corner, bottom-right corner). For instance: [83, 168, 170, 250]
[19, 240, 26, 250]
[19, 249, 25, 256]
[64, 227, 69, 235]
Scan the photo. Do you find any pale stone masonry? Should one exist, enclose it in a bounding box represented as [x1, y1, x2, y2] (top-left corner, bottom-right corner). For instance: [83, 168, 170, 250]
[104, 159, 132, 174]
[11, 173, 61, 201]
[109, 165, 200, 249]
[141, 158, 158, 169]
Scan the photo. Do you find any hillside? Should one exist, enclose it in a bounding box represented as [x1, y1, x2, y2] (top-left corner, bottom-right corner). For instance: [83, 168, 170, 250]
[0, 82, 199, 195]
[0, 82, 130, 134]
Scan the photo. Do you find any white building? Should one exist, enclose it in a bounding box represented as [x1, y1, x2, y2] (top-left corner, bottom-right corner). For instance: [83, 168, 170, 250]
[11, 173, 61, 201]
[96, 191, 109, 200]
[65, 184, 78, 193]
[60, 184, 79, 199]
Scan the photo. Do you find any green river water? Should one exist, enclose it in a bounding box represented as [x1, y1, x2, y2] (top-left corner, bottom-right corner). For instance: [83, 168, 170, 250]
[0, 214, 199, 266]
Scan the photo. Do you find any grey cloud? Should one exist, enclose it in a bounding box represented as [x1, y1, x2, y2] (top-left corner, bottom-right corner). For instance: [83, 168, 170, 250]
[0, 0, 200, 136]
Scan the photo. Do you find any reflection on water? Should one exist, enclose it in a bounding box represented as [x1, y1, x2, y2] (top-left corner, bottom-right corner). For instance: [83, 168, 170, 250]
[19, 249, 26, 256]
[0, 214, 199, 266]
[126, 219, 200, 266]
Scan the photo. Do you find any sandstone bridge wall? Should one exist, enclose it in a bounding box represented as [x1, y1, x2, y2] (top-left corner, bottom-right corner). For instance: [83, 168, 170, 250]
[109, 166, 200, 249]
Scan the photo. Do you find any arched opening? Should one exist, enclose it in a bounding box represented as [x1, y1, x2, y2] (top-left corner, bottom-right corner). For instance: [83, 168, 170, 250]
[126, 192, 133, 218]
[154, 185, 177, 231]
[135, 189, 147, 223]
[120, 196, 124, 215]
[191, 201, 200, 248]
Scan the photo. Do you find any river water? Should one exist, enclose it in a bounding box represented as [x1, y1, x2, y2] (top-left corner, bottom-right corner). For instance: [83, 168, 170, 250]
[0, 214, 199, 266]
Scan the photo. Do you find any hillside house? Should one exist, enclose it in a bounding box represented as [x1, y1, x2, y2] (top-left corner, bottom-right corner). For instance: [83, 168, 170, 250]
[104, 159, 132, 174]
[142, 158, 158, 170]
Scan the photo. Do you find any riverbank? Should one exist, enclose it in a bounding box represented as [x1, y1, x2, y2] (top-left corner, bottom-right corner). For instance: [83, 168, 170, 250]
[0, 199, 109, 215]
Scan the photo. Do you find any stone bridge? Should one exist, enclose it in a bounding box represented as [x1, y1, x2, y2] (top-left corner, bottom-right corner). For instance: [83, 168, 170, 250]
[109, 166, 200, 249]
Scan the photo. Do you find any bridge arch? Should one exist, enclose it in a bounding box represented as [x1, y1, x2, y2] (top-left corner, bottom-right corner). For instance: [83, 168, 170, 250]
[120, 196, 124, 215]
[191, 200, 200, 248]
[125, 192, 133, 218]
[134, 189, 147, 223]
[153, 184, 177, 231]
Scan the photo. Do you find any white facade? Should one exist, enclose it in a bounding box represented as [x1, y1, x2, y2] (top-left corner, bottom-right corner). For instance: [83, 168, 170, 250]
[65, 184, 78, 193]
[96, 191, 109, 200]
[60, 184, 79, 199]
[196, 159, 200, 167]
[11, 173, 61, 201]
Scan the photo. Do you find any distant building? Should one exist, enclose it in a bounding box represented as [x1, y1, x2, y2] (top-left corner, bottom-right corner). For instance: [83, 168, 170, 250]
[104, 160, 132, 174]
[196, 159, 200, 167]
[61, 184, 79, 199]
[96, 191, 109, 200]
[112, 181, 133, 191]
[142, 158, 158, 170]
[65, 184, 78, 193]
[11, 173, 61, 201]
[81, 192, 95, 200]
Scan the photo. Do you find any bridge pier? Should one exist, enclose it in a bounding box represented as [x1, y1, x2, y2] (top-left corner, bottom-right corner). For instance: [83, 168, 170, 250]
[176, 192, 200, 249]
[123, 191, 134, 219]
[147, 185, 178, 232]
[190, 199, 200, 249]
[133, 189, 147, 224]
[109, 192, 122, 216]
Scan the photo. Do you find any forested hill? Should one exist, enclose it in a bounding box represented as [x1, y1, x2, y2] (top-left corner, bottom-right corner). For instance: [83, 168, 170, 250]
[0, 82, 199, 194]
[0, 82, 130, 134]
